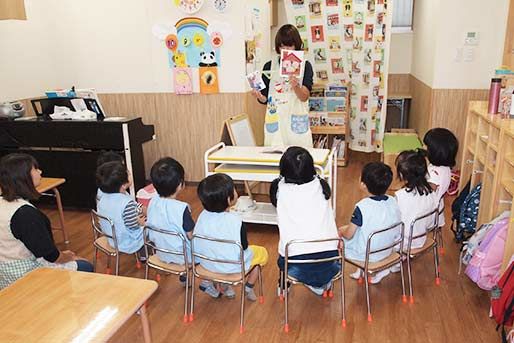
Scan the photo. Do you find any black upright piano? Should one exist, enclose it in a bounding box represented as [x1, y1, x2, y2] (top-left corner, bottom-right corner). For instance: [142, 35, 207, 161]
[0, 115, 155, 208]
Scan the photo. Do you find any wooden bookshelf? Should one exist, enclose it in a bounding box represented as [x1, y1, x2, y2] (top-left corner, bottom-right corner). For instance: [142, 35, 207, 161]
[459, 101, 514, 273]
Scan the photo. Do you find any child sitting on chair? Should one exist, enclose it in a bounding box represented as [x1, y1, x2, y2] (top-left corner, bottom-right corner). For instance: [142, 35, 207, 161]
[194, 173, 268, 301]
[270, 147, 339, 296]
[339, 162, 401, 284]
[96, 161, 146, 261]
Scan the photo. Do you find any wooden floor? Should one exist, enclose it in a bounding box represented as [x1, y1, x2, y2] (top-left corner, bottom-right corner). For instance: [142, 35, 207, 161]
[45, 152, 497, 343]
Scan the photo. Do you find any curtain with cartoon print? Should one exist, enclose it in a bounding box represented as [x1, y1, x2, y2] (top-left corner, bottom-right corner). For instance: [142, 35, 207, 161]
[285, 0, 393, 152]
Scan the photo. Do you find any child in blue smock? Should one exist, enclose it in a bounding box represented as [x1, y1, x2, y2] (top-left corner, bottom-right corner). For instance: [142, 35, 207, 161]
[194, 173, 269, 301]
[339, 162, 401, 284]
[146, 157, 218, 298]
[96, 161, 146, 259]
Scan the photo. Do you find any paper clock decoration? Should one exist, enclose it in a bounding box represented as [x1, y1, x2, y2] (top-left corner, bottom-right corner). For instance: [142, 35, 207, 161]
[213, 0, 228, 12]
[176, 0, 205, 14]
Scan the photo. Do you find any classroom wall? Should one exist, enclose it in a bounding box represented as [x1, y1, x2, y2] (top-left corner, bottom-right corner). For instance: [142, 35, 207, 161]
[389, 33, 413, 75]
[0, 0, 270, 181]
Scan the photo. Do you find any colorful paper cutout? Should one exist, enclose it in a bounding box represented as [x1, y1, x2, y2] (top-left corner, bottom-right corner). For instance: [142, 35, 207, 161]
[165, 34, 178, 51]
[279, 49, 304, 77]
[199, 67, 219, 94]
[246, 70, 266, 91]
[174, 67, 193, 95]
[311, 25, 324, 42]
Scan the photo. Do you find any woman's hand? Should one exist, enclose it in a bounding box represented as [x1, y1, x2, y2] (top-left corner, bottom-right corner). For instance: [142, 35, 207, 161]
[251, 89, 267, 103]
[56, 250, 77, 263]
[289, 76, 300, 89]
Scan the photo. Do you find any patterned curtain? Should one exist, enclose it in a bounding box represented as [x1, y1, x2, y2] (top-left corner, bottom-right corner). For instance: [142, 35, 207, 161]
[285, 0, 393, 152]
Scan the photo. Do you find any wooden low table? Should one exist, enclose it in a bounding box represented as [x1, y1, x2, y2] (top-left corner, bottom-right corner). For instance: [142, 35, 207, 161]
[0, 269, 158, 342]
[36, 177, 69, 244]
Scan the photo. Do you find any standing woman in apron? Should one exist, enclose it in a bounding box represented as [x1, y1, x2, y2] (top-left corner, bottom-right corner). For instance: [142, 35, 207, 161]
[251, 24, 314, 147]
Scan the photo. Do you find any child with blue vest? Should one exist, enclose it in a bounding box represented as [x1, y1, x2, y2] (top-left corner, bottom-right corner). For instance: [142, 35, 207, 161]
[339, 162, 401, 284]
[96, 161, 146, 260]
[194, 173, 269, 301]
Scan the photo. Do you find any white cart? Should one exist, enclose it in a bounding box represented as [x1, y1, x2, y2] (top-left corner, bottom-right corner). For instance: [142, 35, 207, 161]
[204, 143, 338, 225]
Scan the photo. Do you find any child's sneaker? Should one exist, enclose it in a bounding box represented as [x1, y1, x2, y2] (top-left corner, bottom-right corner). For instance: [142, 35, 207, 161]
[220, 284, 236, 298]
[370, 269, 390, 284]
[305, 284, 325, 296]
[245, 286, 257, 301]
[199, 280, 220, 298]
[350, 268, 363, 280]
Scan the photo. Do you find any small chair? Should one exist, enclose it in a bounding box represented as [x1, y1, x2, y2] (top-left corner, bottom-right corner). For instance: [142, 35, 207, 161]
[404, 208, 440, 304]
[91, 210, 142, 275]
[281, 238, 346, 332]
[345, 222, 406, 322]
[143, 226, 190, 323]
[189, 234, 264, 334]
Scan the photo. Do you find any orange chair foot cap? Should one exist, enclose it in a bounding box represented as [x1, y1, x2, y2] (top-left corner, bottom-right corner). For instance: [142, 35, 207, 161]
[322, 290, 328, 298]
[136, 261, 142, 269]
[183, 315, 188, 323]
[409, 296, 414, 304]
[358, 277, 363, 284]
[240, 325, 244, 334]
[156, 274, 161, 282]
[367, 314, 372, 322]
[328, 290, 334, 298]
[106, 268, 112, 275]
[189, 314, 194, 322]
[259, 296, 264, 304]
[436, 277, 441, 286]
[341, 319, 347, 328]
[284, 324, 290, 333]
[402, 295, 407, 303]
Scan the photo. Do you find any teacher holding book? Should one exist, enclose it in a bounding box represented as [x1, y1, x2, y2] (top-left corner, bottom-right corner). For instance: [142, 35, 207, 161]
[250, 24, 314, 147]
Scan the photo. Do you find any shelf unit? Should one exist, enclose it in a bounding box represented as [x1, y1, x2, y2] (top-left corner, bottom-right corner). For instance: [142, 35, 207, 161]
[459, 101, 514, 272]
[309, 84, 350, 167]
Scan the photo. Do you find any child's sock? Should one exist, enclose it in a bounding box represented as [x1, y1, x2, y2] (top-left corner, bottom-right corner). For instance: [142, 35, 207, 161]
[245, 282, 257, 301]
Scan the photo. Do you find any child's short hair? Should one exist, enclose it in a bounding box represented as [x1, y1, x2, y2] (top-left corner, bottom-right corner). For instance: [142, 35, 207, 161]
[97, 151, 124, 168]
[361, 162, 392, 195]
[396, 150, 433, 196]
[150, 157, 185, 197]
[0, 153, 40, 202]
[275, 24, 303, 54]
[96, 161, 128, 194]
[197, 173, 235, 213]
[423, 128, 458, 167]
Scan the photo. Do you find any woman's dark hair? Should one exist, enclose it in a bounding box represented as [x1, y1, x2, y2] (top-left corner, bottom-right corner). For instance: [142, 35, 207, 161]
[423, 128, 458, 167]
[96, 151, 124, 168]
[270, 146, 331, 206]
[151, 157, 185, 197]
[361, 162, 393, 196]
[197, 173, 235, 213]
[396, 150, 433, 196]
[275, 24, 303, 54]
[96, 161, 129, 194]
[0, 153, 40, 202]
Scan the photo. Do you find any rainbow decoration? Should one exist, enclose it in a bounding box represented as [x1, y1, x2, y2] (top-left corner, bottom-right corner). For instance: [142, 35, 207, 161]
[175, 17, 209, 33]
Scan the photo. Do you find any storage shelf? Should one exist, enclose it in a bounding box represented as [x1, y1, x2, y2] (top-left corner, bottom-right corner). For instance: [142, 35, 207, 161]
[501, 179, 514, 197]
[479, 135, 489, 143]
[505, 154, 514, 168]
[468, 146, 475, 155]
[490, 143, 499, 152]
[311, 126, 346, 135]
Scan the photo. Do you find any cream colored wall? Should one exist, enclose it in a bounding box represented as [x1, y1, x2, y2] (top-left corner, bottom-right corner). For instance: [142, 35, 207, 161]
[389, 33, 413, 74]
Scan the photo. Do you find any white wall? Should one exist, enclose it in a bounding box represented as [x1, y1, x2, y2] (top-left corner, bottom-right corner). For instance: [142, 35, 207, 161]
[431, 0, 509, 89]
[389, 32, 413, 74]
[0, 0, 270, 101]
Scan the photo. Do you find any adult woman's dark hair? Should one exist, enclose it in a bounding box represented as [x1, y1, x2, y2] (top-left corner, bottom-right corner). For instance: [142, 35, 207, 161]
[274, 24, 303, 54]
[0, 153, 40, 202]
[270, 146, 331, 206]
[396, 150, 433, 196]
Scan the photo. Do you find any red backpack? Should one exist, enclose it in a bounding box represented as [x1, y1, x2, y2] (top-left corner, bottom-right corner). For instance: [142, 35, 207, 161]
[492, 261, 514, 342]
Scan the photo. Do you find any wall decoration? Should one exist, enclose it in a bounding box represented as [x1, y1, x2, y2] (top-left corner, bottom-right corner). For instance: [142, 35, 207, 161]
[295, 15, 307, 32]
[213, 0, 228, 13]
[199, 66, 219, 94]
[176, 0, 205, 14]
[311, 25, 324, 42]
[285, 0, 392, 153]
[246, 70, 266, 91]
[174, 67, 193, 94]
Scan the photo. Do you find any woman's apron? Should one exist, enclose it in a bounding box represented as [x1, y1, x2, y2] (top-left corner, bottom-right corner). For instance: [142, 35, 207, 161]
[264, 57, 313, 147]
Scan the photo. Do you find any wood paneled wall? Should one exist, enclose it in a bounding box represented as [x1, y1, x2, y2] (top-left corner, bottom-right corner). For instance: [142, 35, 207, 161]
[503, 0, 514, 69]
[98, 93, 249, 181]
[407, 75, 488, 168]
[387, 74, 411, 95]
[0, 0, 26, 20]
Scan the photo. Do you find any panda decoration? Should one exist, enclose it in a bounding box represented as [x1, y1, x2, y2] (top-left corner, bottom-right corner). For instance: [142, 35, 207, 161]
[199, 51, 218, 67]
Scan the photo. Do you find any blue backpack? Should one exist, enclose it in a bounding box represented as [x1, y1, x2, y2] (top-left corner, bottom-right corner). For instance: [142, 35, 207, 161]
[455, 183, 482, 242]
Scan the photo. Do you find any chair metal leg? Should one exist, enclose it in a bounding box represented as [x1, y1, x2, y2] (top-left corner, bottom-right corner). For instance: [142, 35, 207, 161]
[279, 270, 285, 301]
[284, 276, 289, 333]
[399, 259, 407, 303]
[407, 254, 414, 304]
[434, 245, 441, 285]
[115, 254, 120, 276]
[341, 262, 346, 328]
[184, 272, 189, 323]
[364, 267, 372, 322]
[53, 187, 69, 244]
[438, 227, 445, 254]
[93, 247, 98, 272]
[144, 262, 149, 280]
[189, 274, 196, 322]
[240, 281, 245, 334]
[258, 266, 264, 304]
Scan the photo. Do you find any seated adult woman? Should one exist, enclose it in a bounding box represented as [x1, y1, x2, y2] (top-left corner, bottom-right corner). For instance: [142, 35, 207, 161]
[0, 153, 93, 289]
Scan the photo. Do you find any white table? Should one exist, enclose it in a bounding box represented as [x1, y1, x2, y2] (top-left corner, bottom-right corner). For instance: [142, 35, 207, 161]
[204, 143, 337, 225]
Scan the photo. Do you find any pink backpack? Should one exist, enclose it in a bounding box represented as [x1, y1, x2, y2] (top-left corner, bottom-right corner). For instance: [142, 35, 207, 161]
[465, 217, 509, 290]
